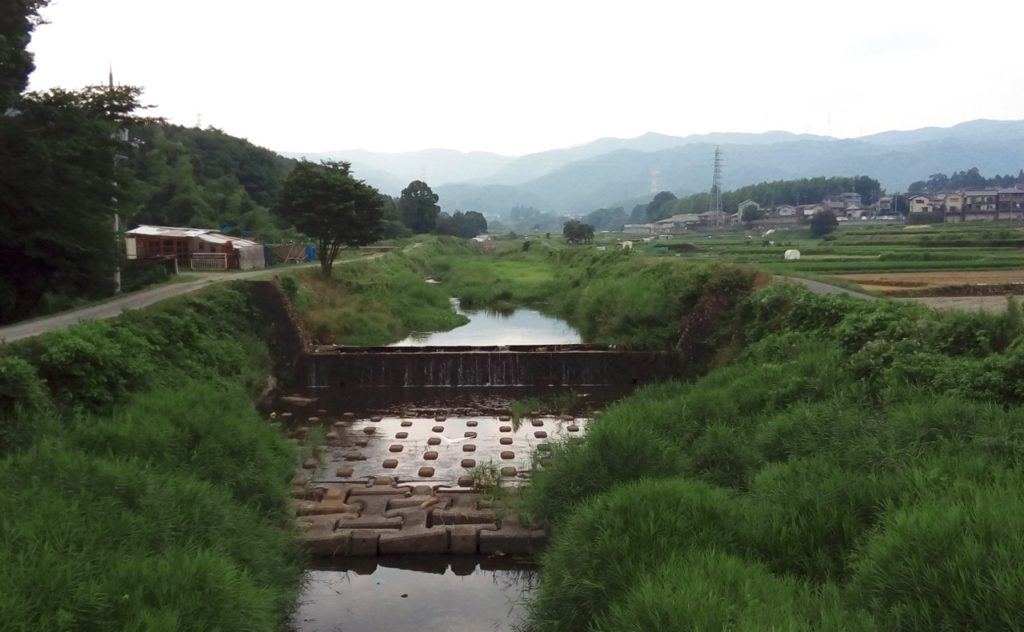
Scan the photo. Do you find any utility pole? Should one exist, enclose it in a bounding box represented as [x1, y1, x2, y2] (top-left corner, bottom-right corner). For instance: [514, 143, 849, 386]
[109, 65, 128, 294]
[707, 146, 723, 227]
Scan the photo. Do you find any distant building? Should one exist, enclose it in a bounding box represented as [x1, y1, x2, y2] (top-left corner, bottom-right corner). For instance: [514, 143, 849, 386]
[623, 224, 654, 235]
[653, 214, 701, 234]
[737, 199, 761, 214]
[125, 225, 265, 270]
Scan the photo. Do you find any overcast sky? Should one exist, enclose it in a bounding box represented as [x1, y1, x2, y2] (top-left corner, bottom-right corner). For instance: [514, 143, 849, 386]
[27, 0, 1024, 156]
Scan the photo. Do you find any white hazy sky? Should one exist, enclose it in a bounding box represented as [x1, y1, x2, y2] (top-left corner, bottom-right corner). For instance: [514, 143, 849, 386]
[27, 0, 1024, 156]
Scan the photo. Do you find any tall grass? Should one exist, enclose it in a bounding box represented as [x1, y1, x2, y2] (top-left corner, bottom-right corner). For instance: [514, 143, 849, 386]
[0, 284, 303, 630]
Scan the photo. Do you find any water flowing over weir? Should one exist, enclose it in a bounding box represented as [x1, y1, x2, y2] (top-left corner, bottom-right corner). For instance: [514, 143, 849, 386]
[306, 344, 685, 389]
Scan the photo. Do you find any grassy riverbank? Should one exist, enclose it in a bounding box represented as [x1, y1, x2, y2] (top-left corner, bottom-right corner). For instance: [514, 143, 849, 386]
[288, 236, 760, 351]
[0, 285, 302, 631]
[523, 282, 1024, 630]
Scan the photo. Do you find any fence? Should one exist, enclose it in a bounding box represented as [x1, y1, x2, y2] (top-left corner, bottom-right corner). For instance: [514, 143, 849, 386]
[190, 252, 229, 271]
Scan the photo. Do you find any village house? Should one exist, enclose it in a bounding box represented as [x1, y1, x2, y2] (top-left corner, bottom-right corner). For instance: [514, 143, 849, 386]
[653, 213, 701, 234]
[125, 225, 266, 271]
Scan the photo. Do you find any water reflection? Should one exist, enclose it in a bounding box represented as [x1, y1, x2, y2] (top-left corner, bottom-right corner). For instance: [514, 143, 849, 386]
[391, 299, 580, 347]
[293, 556, 537, 632]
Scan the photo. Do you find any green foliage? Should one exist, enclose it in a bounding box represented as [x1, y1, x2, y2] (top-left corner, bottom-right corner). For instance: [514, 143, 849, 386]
[670, 175, 882, 214]
[399, 180, 441, 233]
[561, 218, 594, 243]
[274, 160, 383, 276]
[0, 284, 300, 631]
[810, 209, 839, 236]
[435, 210, 487, 238]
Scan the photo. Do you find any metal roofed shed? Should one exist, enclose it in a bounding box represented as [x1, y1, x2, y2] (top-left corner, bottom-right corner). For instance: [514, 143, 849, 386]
[125, 225, 266, 271]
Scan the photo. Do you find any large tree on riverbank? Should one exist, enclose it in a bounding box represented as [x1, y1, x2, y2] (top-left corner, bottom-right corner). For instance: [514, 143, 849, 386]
[274, 160, 383, 277]
[399, 180, 440, 234]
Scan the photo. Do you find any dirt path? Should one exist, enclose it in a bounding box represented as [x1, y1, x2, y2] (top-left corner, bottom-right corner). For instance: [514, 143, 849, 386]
[0, 264, 314, 344]
[773, 276, 879, 301]
[902, 296, 1014, 313]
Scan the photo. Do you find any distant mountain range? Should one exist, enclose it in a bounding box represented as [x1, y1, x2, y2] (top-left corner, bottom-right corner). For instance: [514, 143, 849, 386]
[280, 120, 1024, 216]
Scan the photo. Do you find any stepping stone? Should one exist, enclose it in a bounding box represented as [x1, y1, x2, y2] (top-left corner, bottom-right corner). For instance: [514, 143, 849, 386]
[308, 416, 320, 424]
[363, 426, 376, 435]
[325, 431, 339, 441]
[401, 421, 413, 427]
[458, 475, 475, 487]
[344, 453, 366, 461]
[464, 431, 477, 439]
[336, 465, 354, 477]
[461, 459, 476, 468]
[427, 437, 442, 446]
[355, 439, 369, 447]
[435, 414, 447, 421]
[389, 444, 403, 453]
[432, 425, 445, 433]
[501, 466, 517, 477]
[567, 424, 580, 432]
[531, 419, 544, 427]
[302, 457, 318, 469]
[292, 427, 309, 439]
[333, 421, 345, 428]
[500, 451, 515, 460]
[466, 420, 478, 427]
[498, 415, 511, 421]
[534, 431, 548, 439]
[499, 425, 512, 433]
[395, 432, 408, 439]
[462, 444, 476, 452]
[316, 409, 327, 415]
[499, 437, 513, 445]
[343, 412, 354, 418]
[424, 451, 439, 461]
[370, 415, 383, 422]
[418, 466, 435, 477]
[281, 412, 294, 421]
[383, 459, 398, 469]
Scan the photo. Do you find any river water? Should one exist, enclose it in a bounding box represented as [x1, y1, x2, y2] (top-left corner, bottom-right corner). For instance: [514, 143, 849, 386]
[291, 302, 591, 631]
[390, 299, 580, 347]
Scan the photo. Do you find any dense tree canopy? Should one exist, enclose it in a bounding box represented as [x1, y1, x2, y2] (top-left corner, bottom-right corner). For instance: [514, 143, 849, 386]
[563, 219, 595, 244]
[436, 210, 487, 239]
[399, 180, 441, 233]
[908, 167, 1024, 194]
[646, 191, 678, 222]
[274, 161, 383, 277]
[670, 176, 883, 214]
[584, 206, 627, 231]
[809, 210, 839, 237]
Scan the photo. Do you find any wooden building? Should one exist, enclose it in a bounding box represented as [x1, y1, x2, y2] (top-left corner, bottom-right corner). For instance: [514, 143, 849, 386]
[125, 225, 265, 270]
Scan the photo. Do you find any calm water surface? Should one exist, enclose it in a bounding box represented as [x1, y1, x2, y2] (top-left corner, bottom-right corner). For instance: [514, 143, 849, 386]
[293, 557, 536, 632]
[391, 300, 580, 347]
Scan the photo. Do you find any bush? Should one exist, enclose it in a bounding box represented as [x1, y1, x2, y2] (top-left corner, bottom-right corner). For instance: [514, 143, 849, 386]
[849, 476, 1024, 630]
[0, 357, 50, 455]
[594, 550, 875, 632]
[530, 479, 743, 631]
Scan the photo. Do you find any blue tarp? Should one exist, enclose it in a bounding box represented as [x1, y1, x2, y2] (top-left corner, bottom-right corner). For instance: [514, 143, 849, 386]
[305, 244, 316, 262]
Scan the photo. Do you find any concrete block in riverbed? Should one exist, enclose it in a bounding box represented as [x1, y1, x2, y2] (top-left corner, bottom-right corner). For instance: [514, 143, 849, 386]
[435, 413, 447, 421]
[500, 466, 517, 477]
[418, 466, 435, 477]
[499, 425, 512, 432]
[500, 451, 515, 460]
[423, 451, 439, 461]
[355, 439, 369, 447]
[499, 437, 513, 445]
[379, 527, 448, 555]
[362, 426, 376, 435]
[531, 419, 544, 427]
[343, 452, 366, 461]
[499, 415, 511, 421]
[534, 431, 548, 439]
[335, 514, 404, 530]
[466, 420, 478, 427]
[290, 474, 309, 487]
[461, 459, 476, 468]
[333, 420, 345, 428]
[294, 499, 362, 516]
[370, 415, 383, 422]
[464, 431, 477, 439]
[432, 508, 497, 525]
[447, 524, 498, 554]
[432, 425, 445, 433]
[348, 529, 382, 556]
[395, 432, 408, 439]
[427, 437, 441, 446]
[479, 525, 547, 555]
[303, 530, 352, 557]
[401, 420, 412, 427]
[462, 444, 476, 452]
[325, 431, 339, 442]
[388, 444, 404, 453]
[336, 466, 354, 478]
[568, 424, 580, 432]
[457, 476, 474, 487]
[382, 459, 398, 468]
[302, 457, 318, 469]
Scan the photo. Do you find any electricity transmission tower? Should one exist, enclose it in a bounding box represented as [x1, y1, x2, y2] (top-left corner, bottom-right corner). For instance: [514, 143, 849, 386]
[707, 146, 723, 227]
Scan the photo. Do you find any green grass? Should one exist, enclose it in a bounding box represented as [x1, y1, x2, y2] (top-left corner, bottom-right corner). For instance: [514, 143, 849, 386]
[524, 280, 1024, 630]
[0, 284, 303, 630]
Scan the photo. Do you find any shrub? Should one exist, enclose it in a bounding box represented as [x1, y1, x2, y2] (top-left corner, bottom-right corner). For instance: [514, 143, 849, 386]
[530, 479, 743, 631]
[0, 357, 50, 455]
[593, 550, 875, 632]
[849, 476, 1024, 630]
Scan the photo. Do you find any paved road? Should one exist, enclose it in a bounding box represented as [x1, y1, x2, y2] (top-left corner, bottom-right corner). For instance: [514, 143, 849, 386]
[0, 265, 313, 344]
[774, 275, 879, 301]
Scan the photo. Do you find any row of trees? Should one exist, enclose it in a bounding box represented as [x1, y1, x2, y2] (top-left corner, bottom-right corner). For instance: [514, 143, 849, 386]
[908, 167, 1024, 194]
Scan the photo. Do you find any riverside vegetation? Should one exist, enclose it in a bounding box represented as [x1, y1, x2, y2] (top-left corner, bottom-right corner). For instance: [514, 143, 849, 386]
[288, 236, 1024, 629]
[0, 285, 302, 631]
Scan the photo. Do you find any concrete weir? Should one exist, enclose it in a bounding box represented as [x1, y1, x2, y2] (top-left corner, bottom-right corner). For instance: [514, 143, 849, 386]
[306, 344, 685, 388]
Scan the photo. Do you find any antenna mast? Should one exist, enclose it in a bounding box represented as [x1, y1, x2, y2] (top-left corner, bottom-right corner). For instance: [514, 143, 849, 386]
[708, 146, 723, 226]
